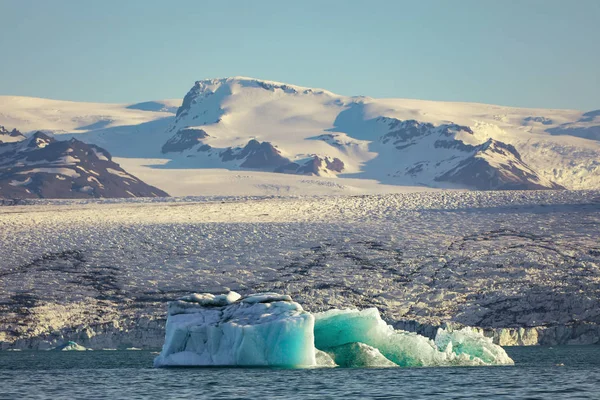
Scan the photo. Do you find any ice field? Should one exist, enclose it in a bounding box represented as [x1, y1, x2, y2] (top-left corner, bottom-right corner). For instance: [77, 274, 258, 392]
[1, 190, 599, 349]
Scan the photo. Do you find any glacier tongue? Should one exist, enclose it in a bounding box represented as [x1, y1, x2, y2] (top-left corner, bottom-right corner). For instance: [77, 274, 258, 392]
[154, 292, 513, 368]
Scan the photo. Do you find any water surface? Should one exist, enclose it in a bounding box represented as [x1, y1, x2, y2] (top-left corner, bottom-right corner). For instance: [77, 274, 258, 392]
[1, 346, 599, 399]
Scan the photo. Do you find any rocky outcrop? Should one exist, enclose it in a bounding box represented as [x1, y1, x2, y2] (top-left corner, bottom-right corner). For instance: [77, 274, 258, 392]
[0, 132, 169, 199]
[219, 139, 291, 169]
[275, 156, 344, 176]
[239, 140, 290, 169]
[376, 117, 563, 190]
[381, 119, 474, 149]
[161, 128, 209, 153]
[0, 126, 25, 143]
[435, 139, 565, 190]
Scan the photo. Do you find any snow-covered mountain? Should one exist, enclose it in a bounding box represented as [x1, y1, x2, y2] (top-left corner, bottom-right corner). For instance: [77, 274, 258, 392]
[0, 132, 168, 199]
[1, 77, 598, 194]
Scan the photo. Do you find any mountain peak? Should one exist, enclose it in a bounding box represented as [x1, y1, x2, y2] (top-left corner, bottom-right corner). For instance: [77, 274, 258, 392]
[0, 135, 168, 199]
[191, 77, 335, 97]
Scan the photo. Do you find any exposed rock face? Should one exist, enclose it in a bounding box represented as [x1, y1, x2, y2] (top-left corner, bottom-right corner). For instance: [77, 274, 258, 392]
[523, 116, 553, 126]
[161, 128, 209, 153]
[436, 139, 565, 190]
[0, 132, 169, 199]
[0, 126, 25, 143]
[381, 119, 474, 149]
[276, 156, 345, 176]
[220, 139, 291, 169]
[378, 118, 563, 190]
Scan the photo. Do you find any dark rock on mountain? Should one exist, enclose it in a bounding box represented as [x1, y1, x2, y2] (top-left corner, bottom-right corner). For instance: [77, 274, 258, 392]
[0, 126, 26, 143]
[239, 140, 290, 169]
[176, 84, 201, 118]
[276, 156, 345, 176]
[381, 119, 474, 150]
[377, 117, 562, 190]
[0, 132, 169, 199]
[161, 128, 209, 153]
[523, 116, 553, 125]
[220, 140, 291, 169]
[435, 139, 564, 190]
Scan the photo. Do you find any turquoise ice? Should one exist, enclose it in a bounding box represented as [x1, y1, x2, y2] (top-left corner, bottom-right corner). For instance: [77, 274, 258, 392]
[154, 292, 514, 368]
[314, 308, 514, 367]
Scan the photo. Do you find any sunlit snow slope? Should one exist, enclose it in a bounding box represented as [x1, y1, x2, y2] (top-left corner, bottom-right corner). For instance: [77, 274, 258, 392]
[1, 77, 598, 194]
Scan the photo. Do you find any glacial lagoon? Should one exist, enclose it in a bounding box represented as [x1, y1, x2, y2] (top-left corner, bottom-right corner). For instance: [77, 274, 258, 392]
[1, 347, 599, 399]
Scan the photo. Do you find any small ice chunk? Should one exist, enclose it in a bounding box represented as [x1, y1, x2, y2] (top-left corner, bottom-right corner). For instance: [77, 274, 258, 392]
[315, 349, 337, 367]
[241, 293, 293, 304]
[169, 291, 242, 315]
[53, 341, 89, 351]
[325, 342, 397, 368]
[178, 291, 241, 306]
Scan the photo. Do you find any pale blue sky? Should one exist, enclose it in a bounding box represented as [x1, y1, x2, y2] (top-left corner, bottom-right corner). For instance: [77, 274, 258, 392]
[1, 0, 598, 110]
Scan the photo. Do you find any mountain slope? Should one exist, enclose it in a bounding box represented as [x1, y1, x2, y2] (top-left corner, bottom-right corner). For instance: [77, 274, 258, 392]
[0, 132, 168, 199]
[0, 77, 598, 193]
[158, 77, 596, 189]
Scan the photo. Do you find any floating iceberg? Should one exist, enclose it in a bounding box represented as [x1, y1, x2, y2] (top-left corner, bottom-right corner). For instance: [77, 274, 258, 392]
[53, 341, 89, 351]
[325, 342, 397, 368]
[314, 308, 514, 367]
[154, 292, 514, 368]
[154, 292, 315, 367]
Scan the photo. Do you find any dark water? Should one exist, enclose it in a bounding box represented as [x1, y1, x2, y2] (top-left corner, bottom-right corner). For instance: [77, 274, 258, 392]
[1, 346, 599, 399]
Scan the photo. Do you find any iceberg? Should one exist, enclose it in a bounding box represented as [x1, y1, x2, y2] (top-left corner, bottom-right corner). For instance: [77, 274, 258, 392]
[325, 342, 397, 368]
[154, 292, 514, 368]
[154, 292, 316, 367]
[53, 341, 89, 351]
[314, 308, 514, 367]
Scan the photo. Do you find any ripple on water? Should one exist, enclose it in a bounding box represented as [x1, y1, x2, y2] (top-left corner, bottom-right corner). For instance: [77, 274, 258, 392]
[0, 347, 599, 399]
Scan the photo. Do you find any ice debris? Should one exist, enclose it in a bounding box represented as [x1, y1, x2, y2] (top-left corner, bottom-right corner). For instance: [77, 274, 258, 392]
[154, 292, 514, 368]
[53, 341, 89, 351]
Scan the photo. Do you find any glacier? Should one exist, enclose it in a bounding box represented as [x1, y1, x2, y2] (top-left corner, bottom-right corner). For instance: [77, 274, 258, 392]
[154, 292, 514, 368]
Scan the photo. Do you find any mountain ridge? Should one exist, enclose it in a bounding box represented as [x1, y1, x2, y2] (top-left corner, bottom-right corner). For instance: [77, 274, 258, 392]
[1, 76, 598, 194]
[0, 132, 169, 199]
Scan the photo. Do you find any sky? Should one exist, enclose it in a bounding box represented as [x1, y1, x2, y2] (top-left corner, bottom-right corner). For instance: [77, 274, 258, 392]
[0, 0, 598, 110]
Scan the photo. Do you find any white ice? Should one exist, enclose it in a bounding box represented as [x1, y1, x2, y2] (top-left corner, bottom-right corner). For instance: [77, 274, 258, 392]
[53, 341, 89, 351]
[154, 292, 315, 367]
